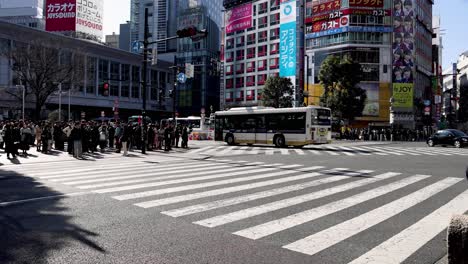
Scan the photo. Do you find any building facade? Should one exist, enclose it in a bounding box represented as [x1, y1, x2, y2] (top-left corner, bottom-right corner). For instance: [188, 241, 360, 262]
[175, 6, 220, 116]
[188, 0, 223, 30]
[0, 0, 45, 29]
[119, 22, 131, 52]
[304, 0, 433, 129]
[0, 21, 174, 121]
[130, 0, 189, 55]
[222, 0, 304, 108]
[105, 32, 119, 49]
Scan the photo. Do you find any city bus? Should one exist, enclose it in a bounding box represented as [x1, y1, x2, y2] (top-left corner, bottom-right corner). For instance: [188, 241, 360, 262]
[214, 106, 332, 147]
[160, 116, 206, 130]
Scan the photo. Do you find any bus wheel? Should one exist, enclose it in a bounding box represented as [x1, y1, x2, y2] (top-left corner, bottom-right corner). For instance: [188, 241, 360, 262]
[226, 134, 235, 146]
[274, 135, 286, 148]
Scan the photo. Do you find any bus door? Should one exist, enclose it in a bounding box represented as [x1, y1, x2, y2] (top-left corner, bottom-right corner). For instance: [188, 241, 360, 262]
[255, 115, 267, 144]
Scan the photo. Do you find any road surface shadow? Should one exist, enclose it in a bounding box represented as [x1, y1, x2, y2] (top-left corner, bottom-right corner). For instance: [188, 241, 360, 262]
[0, 169, 106, 263]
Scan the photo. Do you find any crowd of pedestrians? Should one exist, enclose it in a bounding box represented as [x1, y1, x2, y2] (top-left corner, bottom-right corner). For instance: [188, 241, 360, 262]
[338, 126, 436, 142]
[0, 120, 190, 160]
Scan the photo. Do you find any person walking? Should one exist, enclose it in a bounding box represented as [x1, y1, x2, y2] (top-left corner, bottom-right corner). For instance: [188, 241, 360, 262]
[98, 124, 108, 153]
[63, 122, 73, 154]
[53, 123, 64, 151]
[164, 124, 172, 152]
[35, 123, 43, 152]
[174, 125, 181, 148]
[0, 122, 5, 149]
[19, 122, 32, 156]
[121, 124, 131, 156]
[4, 123, 18, 159]
[114, 122, 123, 153]
[181, 125, 189, 149]
[108, 123, 115, 149]
[70, 122, 83, 159]
[41, 124, 52, 154]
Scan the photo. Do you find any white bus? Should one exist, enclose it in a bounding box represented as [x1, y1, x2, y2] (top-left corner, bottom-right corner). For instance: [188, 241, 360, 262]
[160, 116, 205, 130]
[214, 106, 332, 147]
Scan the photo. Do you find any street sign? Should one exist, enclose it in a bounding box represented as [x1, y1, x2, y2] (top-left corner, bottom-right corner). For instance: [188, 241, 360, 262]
[424, 100, 431, 106]
[177, 72, 187, 84]
[132, 41, 143, 53]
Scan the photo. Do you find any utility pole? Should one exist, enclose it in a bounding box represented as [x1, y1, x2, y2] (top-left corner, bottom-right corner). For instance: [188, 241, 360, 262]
[141, 8, 149, 154]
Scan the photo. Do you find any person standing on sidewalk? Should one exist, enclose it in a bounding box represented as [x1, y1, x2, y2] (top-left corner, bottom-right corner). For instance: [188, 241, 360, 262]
[19, 122, 32, 156]
[181, 125, 189, 149]
[70, 122, 83, 159]
[98, 123, 108, 153]
[35, 123, 43, 152]
[108, 123, 115, 149]
[114, 122, 123, 153]
[4, 123, 17, 159]
[41, 124, 52, 154]
[174, 125, 181, 148]
[121, 123, 131, 156]
[63, 122, 73, 154]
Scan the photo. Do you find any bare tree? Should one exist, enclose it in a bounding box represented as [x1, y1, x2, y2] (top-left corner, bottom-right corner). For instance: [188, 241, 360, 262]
[3, 40, 84, 120]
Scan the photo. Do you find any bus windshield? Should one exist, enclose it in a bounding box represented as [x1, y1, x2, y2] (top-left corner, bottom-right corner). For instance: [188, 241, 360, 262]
[313, 109, 332, 126]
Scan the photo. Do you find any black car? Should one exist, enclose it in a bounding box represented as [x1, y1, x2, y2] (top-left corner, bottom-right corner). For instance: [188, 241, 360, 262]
[427, 129, 468, 148]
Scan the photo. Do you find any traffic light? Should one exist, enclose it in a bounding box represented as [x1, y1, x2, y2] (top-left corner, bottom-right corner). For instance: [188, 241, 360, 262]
[176, 27, 198, 38]
[102, 82, 109, 96]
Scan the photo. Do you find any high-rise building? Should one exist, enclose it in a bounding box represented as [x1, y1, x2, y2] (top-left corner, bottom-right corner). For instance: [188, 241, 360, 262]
[188, 0, 223, 30]
[221, 0, 304, 108]
[432, 16, 443, 125]
[0, 0, 45, 29]
[105, 32, 119, 48]
[130, 0, 189, 55]
[305, 0, 433, 129]
[119, 21, 131, 52]
[175, 6, 220, 116]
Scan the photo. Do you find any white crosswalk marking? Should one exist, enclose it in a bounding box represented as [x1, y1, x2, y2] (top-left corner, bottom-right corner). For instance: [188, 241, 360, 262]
[194, 170, 397, 228]
[308, 150, 321, 155]
[346, 147, 372, 155]
[234, 173, 424, 240]
[95, 167, 277, 195]
[348, 189, 468, 264]
[283, 177, 462, 256]
[292, 149, 306, 155]
[163, 171, 372, 217]
[189, 146, 214, 154]
[142, 171, 323, 209]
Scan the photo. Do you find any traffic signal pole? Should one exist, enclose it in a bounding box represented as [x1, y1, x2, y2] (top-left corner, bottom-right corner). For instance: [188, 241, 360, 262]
[141, 8, 149, 154]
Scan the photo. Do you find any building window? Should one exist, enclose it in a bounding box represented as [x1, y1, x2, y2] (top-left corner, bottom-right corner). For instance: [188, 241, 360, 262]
[235, 63, 244, 74]
[226, 78, 233, 89]
[235, 90, 244, 101]
[258, 45, 267, 57]
[98, 59, 109, 96]
[110, 62, 119, 96]
[258, 2, 268, 14]
[226, 38, 234, 49]
[247, 61, 256, 72]
[225, 92, 233, 102]
[269, 58, 279, 69]
[235, 77, 244, 88]
[131, 66, 140, 98]
[247, 47, 256, 58]
[246, 89, 256, 101]
[259, 16, 268, 28]
[150, 70, 158, 100]
[86, 57, 97, 95]
[226, 65, 233, 75]
[258, 30, 268, 43]
[247, 33, 256, 45]
[258, 74, 267, 85]
[258, 60, 267, 71]
[270, 43, 279, 54]
[270, 28, 279, 40]
[236, 36, 245, 47]
[236, 49, 245, 60]
[226, 51, 234, 62]
[246, 76, 256, 86]
[270, 13, 280, 25]
[270, 0, 280, 10]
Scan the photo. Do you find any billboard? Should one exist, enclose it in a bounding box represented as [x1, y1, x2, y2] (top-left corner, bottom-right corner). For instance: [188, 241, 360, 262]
[76, 0, 103, 39]
[392, 0, 415, 89]
[280, 0, 297, 78]
[225, 3, 252, 34]
[349, 0, 384, 8]
[45, 0, 76, 32]
[393, 83, 414, 108]
[311, 0, 340, 14]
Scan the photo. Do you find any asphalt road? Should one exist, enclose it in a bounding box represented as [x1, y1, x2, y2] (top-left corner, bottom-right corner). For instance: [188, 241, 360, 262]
[1, 141, 467, 264]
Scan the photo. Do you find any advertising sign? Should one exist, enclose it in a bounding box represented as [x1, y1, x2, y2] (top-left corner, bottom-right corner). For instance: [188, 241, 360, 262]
[393, 0, 415, 85]
[306, 26, 391, 39]
[76, 0, 103, 39]
[45, 0, 76, 32]
[312, 0, 340, 14]
[349, 0, 384, 8]
[393, 83, 414, 108]
[280, 0, 297, 78]
[307, 9, 391, 24]
[225, 3, 252, 34]
[311, 16, 349, 33]
[360, 83, 380, 116]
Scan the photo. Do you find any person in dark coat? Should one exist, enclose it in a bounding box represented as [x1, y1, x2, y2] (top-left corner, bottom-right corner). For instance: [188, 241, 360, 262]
[147, 125, 155, 151]
[164, 124, 172, 151]
[174, 125, 181, 148]
[69, 122, 83, 158]
[181, 125, 189, 149]
[41, 124, 52, 154]
[121, 124, 131, 156]
[107, 123, 115, 148]
[53, 123, 64, 151]
[4, 123, 18, 159]
[19, 122, 32, 156]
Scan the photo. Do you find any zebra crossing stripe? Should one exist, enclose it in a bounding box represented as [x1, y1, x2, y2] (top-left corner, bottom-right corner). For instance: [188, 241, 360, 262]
[245, 162, 265, 166]
[420, 148, 458, 156]
[74, 165, 245, 189]
[293, 149, 306, 155]
[265, 149, 277, 155]
[202, 146, 225, 154]
[111, 167, 298, 200]
[385, 147, 437, 156]
[194, 170, 397, 228]
[141, 171, 323, 209]
[357, 146, 390, 156]
[309, 150, 322, 155]
[189, 146, 214, 154]
[296, 166, 326, 172]
[346, 147, 372, 155]
[217, 146, 237, 155]
[235, 173, 425, 240]
[94, 167, 276, 195]
[379, 147, 421, 156]
[162, 171, 366, 217]
[334, 146, 357, 156]
[50, 163, 218, 182]
[283, 177, 462, 256]
[348, 189, 468, 264]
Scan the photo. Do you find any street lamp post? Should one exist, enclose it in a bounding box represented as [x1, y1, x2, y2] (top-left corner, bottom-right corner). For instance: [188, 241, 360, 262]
[58, 83, 62, 122]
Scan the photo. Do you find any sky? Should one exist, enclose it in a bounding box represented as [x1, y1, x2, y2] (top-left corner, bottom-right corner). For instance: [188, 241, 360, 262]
[103, 0, 468, 70]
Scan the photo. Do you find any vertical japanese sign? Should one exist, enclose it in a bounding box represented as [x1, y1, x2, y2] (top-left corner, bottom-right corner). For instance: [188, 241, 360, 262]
[280, 0, 297, 81]
[45, 0, 77, 32]
[225, 3, 252, 34]
[76, 0, 103, 39]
